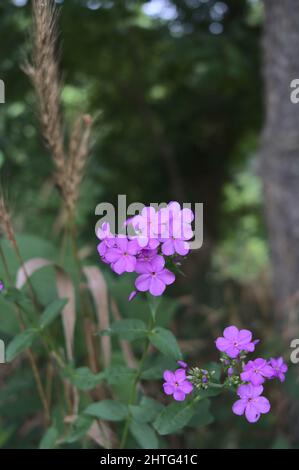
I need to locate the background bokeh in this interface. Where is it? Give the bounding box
[0,0,298,449]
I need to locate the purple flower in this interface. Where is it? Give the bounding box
[135,256,175,296]
[215,325,257,359]
[105,237,138,275]
[97,222,116,259]
[268,357,288,383]
[240,358,274,386]
[135,249,161,272]
[161,237,190,256]
[163,369,193,401]
[159,203,193,256]
[232,383,270,423]
[177,360,188,369]
[131,207,160,248]
[227,367,234,377]
[0,280,4,292]
[160,202,194,239]
[128,290,138,302]
[96,221,113,241]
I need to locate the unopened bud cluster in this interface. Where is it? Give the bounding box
[187,367,215,390]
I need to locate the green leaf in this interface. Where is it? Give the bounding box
[149,327,182,360]
[84,400,128,422]
[39,298,68,329]
[141,357,177,380]
[188,399,214,428]
[6,329,38,361]
[153,401,195,435]
[65,415,93,444]
[4,287,28,303]
[130,397,164,424]
[65,367,105,391]
[101,319,147,341]
[104,366,136,385]
[39,427,59,449]
[205,362,222,382]
[130,419,159,449]
[198,387,222,399]
[141,366,165,380]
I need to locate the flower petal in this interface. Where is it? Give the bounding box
[223,326,239,340]
[105,249,121,263]
[215,337,230,352]
[124,255,136,272]
[151,255,165,272]
[149,277,166,296]
[180,380,193,394]
[116,237,128,251]
[160,269,175,286]
[245,403,260,423]
[173,390,186,401]
[113,257,126,275]
[261,365,275,378]
[255,396,271,414]
[174,239,189,256]
[232,399,247,416]
[135,274,151,292]
[250,373,265,386]
[174,369,186,383]
[163,370,175,382]
[225,346,240,358]
[238,329,252,344]
[163,384,175,395]
[237,384,251,399]
[250,385,264,397]
[161,239,175,256]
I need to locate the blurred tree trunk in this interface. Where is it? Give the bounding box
[261,0,299,440]
[261,0,299,339]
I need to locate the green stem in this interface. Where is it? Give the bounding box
[209,382,225,389]
[120,310,155,449]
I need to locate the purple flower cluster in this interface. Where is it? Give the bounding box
[97,202,194,297]
[216,325,288,423]
[163,361,193,401]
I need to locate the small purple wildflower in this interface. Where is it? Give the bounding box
[135,249,161,272]
[227,367,234,377]
[105,237,139,275]
[232,383,270,423]
[177,360,188,369]
[0,280,4,292]
[163,368,193,401]
[240,358,274,386]
[215,325,257,358]
[128,290,138,302]
[268,357,288,383]
[135,256,175,296]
